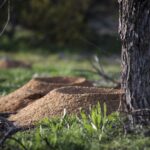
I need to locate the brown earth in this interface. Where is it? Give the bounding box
[0,58,31,69]
[0,77,92,113]
[9,86,124,127]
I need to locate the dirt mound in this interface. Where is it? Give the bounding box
[9,86,124,127]
[0,57,31,69]
[0,77,92,113]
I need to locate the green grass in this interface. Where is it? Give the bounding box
[0,51,120,94]
[4,104,119,150]
[0,51,149,150]
[2,104,150,150]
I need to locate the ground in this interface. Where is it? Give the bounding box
[0,51,149,150]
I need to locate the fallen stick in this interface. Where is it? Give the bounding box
[0,127,22,146]
[90,55,120,85]
[0,112,17,118]
[0,116,29,147]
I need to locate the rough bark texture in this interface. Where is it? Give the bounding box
[119,0,150,124]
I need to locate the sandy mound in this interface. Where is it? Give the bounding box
[9,86,124,127]
[0,57,31,69]
[0,77,92,113]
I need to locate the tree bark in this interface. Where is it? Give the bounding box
[119,0,150,124]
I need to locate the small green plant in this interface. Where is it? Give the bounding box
[3,103,120,150]
[79,103,108,138]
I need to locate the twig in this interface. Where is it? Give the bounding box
[0,0,10,36]
[79,36,109,55]
[0,116,23,146]
[0,116,34,147]
[0,112,17,118]
[90,56,119,84]
[0,127,22,146]
[0,116,15,127]
[0,126,30,147]
[0,0,7,8]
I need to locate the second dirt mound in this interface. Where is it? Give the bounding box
[0,57,31,69]
[9,86,124,127]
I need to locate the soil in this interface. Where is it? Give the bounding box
[9,86,124,127]
[0,77,92,113]
[0,57,31,69]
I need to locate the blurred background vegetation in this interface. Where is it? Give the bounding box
[0,0,120,54]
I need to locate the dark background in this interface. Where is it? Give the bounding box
[0,0,120,54]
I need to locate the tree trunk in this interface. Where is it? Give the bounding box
[119,0,150,124]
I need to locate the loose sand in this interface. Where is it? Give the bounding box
[0,77,92,113]
[9,86,124,127]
